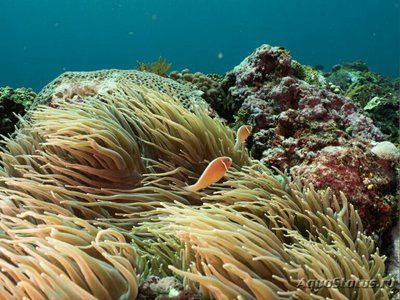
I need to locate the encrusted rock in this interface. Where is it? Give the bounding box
[0,86,36,137]
[371,141,400,162]
[292,144,397,233]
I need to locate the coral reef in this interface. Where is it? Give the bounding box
[169,69,235,120]
[326,60,391,102]
[324,60,399,143]
[205,44,398,235]
[0,86,35,137]
[291,59,326,86]
[371,141,400,162]
[0,46,398,299]
[363,95,399,143]
[227,46,383,142]
[291,144,396,233]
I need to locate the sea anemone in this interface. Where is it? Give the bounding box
[0,80,250,224]
[0,211,138,299]
[0,78,395,299]
[131,167,393,299]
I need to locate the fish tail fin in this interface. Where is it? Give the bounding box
[183,184,195,192]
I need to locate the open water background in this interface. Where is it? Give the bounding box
[1,0,399,92]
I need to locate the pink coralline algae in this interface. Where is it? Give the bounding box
[227,44,396,233]
[292,144,396,233]
[228,44,383,144]
[231,44,292,86]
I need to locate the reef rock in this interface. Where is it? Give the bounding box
[371,141,400,162]
[227,45,383,143]
[324,60,399,143]
[0,86,35,137]
[292,143,397,233]
[169,69,236,120]
[221,44,397,234]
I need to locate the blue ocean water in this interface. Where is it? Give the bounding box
[1,0,399,92]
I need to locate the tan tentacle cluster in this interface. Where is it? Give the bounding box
[132,167,393,299]
[0,78,394,299]
[0,212,138,299]
[0,81,251,223]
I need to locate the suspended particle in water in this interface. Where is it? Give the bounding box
[217,52,224,60]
